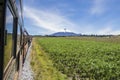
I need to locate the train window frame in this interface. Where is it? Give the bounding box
[4,0,17,72]
[16,25,22,71]
[0,1,6,79]
[16,0,22,24]
[20,26,22,46]
[4,5,14,69]
[17,24,21,53]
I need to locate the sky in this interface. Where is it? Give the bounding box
[23,0,120,35]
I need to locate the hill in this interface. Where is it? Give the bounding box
[50,32,81,36]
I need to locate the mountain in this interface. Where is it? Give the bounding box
[50,32,81,36]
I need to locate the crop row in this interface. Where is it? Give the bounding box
[38,37,120,80]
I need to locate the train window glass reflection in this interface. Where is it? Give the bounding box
[16,0,22,23]
[4,6,13,69]
[17,25,21,52]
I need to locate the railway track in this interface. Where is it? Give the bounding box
[19,44,34,80]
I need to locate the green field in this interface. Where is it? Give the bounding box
[31,38,67,80]
[4,34,12,69]
[32,37,120,80]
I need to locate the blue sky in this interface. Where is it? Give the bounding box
[23,0,120,35]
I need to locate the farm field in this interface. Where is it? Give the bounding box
[4,34,12,69]
[32,37,120,80]
[31,38,67,80]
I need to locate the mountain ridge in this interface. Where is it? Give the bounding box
[50,32,81,36]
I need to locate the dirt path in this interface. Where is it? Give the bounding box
[20,44,34,80]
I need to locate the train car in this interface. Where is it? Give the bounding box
[0,0,32,80]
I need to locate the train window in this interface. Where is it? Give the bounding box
[17,24,21,52]
[16,0,22,23]
[4,6,14,69]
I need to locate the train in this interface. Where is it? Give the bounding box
[0,0,32,80]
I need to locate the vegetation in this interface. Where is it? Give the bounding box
[4,34,12,69]
[31,38,67,80]
[35,37,120,80]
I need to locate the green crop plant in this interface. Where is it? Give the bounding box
[31,38,67,80]
[36,37,120,80]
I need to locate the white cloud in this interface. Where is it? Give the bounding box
[98,27,112,34]
[90,0,107,15]
[24,6,77,33]
[98,27,120,35]
[98,22,114,34]
[23,4,120,35]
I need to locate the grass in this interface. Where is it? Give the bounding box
[30,37,67,80]
[4,34,12,69]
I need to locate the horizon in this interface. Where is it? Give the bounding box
[31,31,120,36]
[23,0,120,35]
